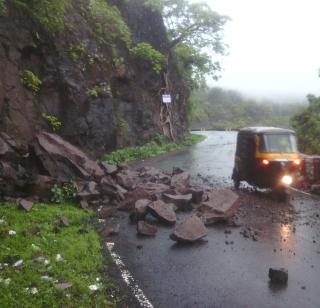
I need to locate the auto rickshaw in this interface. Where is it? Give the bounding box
[232,127,301,194]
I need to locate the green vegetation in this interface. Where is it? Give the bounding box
[0,203,120,307]
[144,0,228,88]
[89,0,131,48]
[51,182,78,204]
[102,133,206,164]
[0,0,5,14]
[189,87,306,130]
[20,70,42,94]
[42,113,62,132]
[12,0,71,33]
[69,42,86,61]
[131,43,165,74]
[291,94,320,154]
[116,115,129,132]
[87,86,100,98]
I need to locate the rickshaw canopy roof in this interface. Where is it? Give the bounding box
[239,127,295,135]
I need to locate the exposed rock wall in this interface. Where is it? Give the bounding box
[0,0,188,157]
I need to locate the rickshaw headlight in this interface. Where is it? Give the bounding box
[262,159,269,165]
[281,175,293,186]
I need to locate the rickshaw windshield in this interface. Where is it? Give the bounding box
[260,134,297,153]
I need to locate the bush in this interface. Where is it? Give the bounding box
[42,113,62,131]
[89,0,131,48]
[12,0,71,32]
[0,0,5,14]
[102,133,206,164]
[51,182,78,204]
[131,43,165,74]
[20,70,42,93]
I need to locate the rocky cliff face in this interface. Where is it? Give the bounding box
[0,0,188,157]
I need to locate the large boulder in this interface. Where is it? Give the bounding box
[33,132,104,181]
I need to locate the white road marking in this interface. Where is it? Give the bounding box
[289,187,320,199]
[105,242,154,308]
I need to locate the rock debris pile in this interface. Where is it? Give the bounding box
[0,131,241,243]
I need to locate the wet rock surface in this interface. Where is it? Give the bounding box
[170,216,207,242]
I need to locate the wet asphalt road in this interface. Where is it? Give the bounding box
[111,131,320,308]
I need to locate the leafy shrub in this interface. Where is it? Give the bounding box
[87,87,100,98]
[0,0,5,14]
[102,133,206,164]
[131,43,165,74]
[51,182,78,204]
[69,42,86,61]
[42,113,62,131]
[12,0,71,32]
[20,70,42,93]
[89,0,131,48]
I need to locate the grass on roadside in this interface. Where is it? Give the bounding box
[102,133,206,165]
[0,203,120,308]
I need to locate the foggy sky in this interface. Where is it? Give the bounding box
[204,0,320,100]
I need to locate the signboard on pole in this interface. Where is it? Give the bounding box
[162,94,172,104]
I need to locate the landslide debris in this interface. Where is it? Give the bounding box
[0,132,241,245]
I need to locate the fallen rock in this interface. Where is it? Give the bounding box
[116,169,141,190]
[100,224,120,237]
[269,268,288,284]
[79,199,88,210]
[147,200,176,225]
[135,199,152,217]
[23,227,40,237]
[163,193,192,211]
[170,216,208,243]
[18,199,34,212]
[99,207,117,219]
[33,132,104,180]
[59,216,70,227]
[199,211,225,225]
[139,166,171,184]
[201,189,240,219]
[101,162,118,175]
[137,221,158,236]
[171,172,190,190]
[55,282,73,290]
[137,182,170,196]
[77,181,100,199]
[118,188,151,211]
[187,188,204,204]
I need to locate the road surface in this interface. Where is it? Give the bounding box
[111,131,320,308]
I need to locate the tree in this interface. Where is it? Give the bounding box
[145,0,229,88]
[291,94,320,154]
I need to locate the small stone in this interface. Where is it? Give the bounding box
[100,224,120,237]
[269,268,288,284]
[18,199,34,212]
[137,221,157,236]
[8,230,16,236]
[55,282,73,290]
